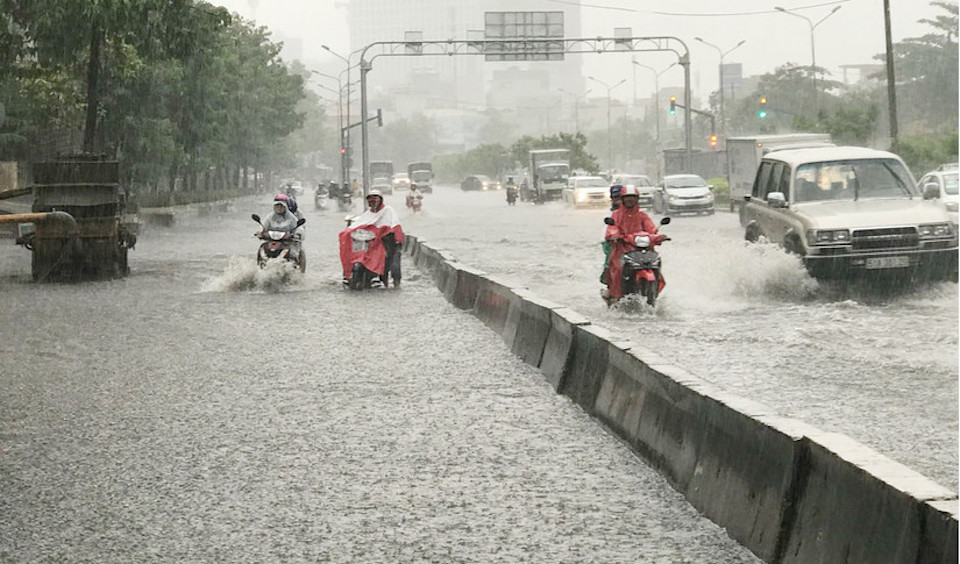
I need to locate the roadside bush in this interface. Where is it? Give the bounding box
[707,176,730,206]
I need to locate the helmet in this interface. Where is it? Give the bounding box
[621,185,640,198]
[366,189,383,199]
[610,184,623,198]
[274,194,289,202]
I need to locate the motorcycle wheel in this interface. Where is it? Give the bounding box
[298,251,306,273]
[639,278,657,307]
[256,251,266,269]
[349,263,365,291]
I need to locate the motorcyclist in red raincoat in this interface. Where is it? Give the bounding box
[603,185,660,301]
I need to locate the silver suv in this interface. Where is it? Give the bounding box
[740,146,958,280]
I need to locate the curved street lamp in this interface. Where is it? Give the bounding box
[587,76,627,170]
[694,37,745,142]
[774,5,842,101]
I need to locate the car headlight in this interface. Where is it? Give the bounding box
[705,193,714,202]
[576,192,587,202]
[668,194,677,201]
[946,202,959,212]
[918,223,954,238]
[806,229,851,246]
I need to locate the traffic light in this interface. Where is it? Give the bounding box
[758,96,768,119]
[668,95,677,116]
[340,147,346,156]
[709,134,718,148]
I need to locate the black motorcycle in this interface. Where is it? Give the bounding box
[506,185,518,205]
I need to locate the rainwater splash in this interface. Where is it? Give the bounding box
[201,256,301,293]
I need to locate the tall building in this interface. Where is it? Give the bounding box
[347,0,586,147]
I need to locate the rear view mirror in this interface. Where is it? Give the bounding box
[296,218,306,227]
[251,214,261,223]
[923,183,940,200]
[767,192,788,208]
[604,217,615,225]
[660,216,671,226]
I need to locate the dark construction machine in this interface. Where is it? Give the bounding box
[1,155,138,281]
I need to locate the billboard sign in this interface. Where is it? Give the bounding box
[484,11,564,61]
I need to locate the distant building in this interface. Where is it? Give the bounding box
[347,0,587,146]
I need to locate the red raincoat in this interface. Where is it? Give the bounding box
[604,205,660,299]
[338,203,405,279]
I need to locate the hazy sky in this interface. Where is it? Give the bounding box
[214,0,946,101]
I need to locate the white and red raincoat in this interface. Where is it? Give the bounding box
[338,203,405,278]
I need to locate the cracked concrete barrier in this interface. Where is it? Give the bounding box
[510,295,563,368]
[779,433,958,564]
[540,308,590,391]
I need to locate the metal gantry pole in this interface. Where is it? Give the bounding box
[681,54,692,170]
[360,59,371,196]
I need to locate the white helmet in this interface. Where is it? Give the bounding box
[620,185,640,198]
[366,189,383,199]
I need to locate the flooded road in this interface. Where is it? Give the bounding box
[0,197,761,562]
[404,187,959,491]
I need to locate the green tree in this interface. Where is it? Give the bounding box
[881,1,958,132]
[510,131,598,173]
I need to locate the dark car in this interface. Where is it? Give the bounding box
[461,175,499,191]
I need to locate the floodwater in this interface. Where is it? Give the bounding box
[406,186,959,491]
[0,196,761,562]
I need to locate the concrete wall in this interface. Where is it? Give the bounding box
[402,238,959,564]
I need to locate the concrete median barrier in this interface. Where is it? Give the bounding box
[559,325,631,415]
[471,274,523,335]
[510,295,563,368]
[401,235,959,564]
[442,264,486,311]
[540,307,590,391]
[779,432,958,564]
[919,500,958,564]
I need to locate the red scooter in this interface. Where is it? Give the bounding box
[339,216,390,290]
[605,216,671,306]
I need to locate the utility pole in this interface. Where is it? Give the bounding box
[883,0,899,146]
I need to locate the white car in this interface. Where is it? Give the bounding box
[372,177,393,195]
[562,176,609,207]
[392,173,411,191]
[653,174,715,215]
[613,173,656,208]
[918,165,958,225]
[740,146,958,281]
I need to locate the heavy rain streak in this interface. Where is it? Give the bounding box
[0,0,957,562]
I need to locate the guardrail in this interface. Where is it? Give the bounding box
[403,234,958,564]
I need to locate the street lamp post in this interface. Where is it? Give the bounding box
[630,61,677,147]
[322,45,352,189]
[693,37,745,144]
[557,88,592,133]
[309,70,344,184]
[587,76,626,171]
[774,5,842,101]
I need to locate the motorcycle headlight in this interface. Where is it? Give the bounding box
[918,223,954,238]
[806,229,851,246]
[633,234,651,248]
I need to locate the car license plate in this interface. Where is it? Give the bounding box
[351,240,369,252]
[865,256,910,269]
